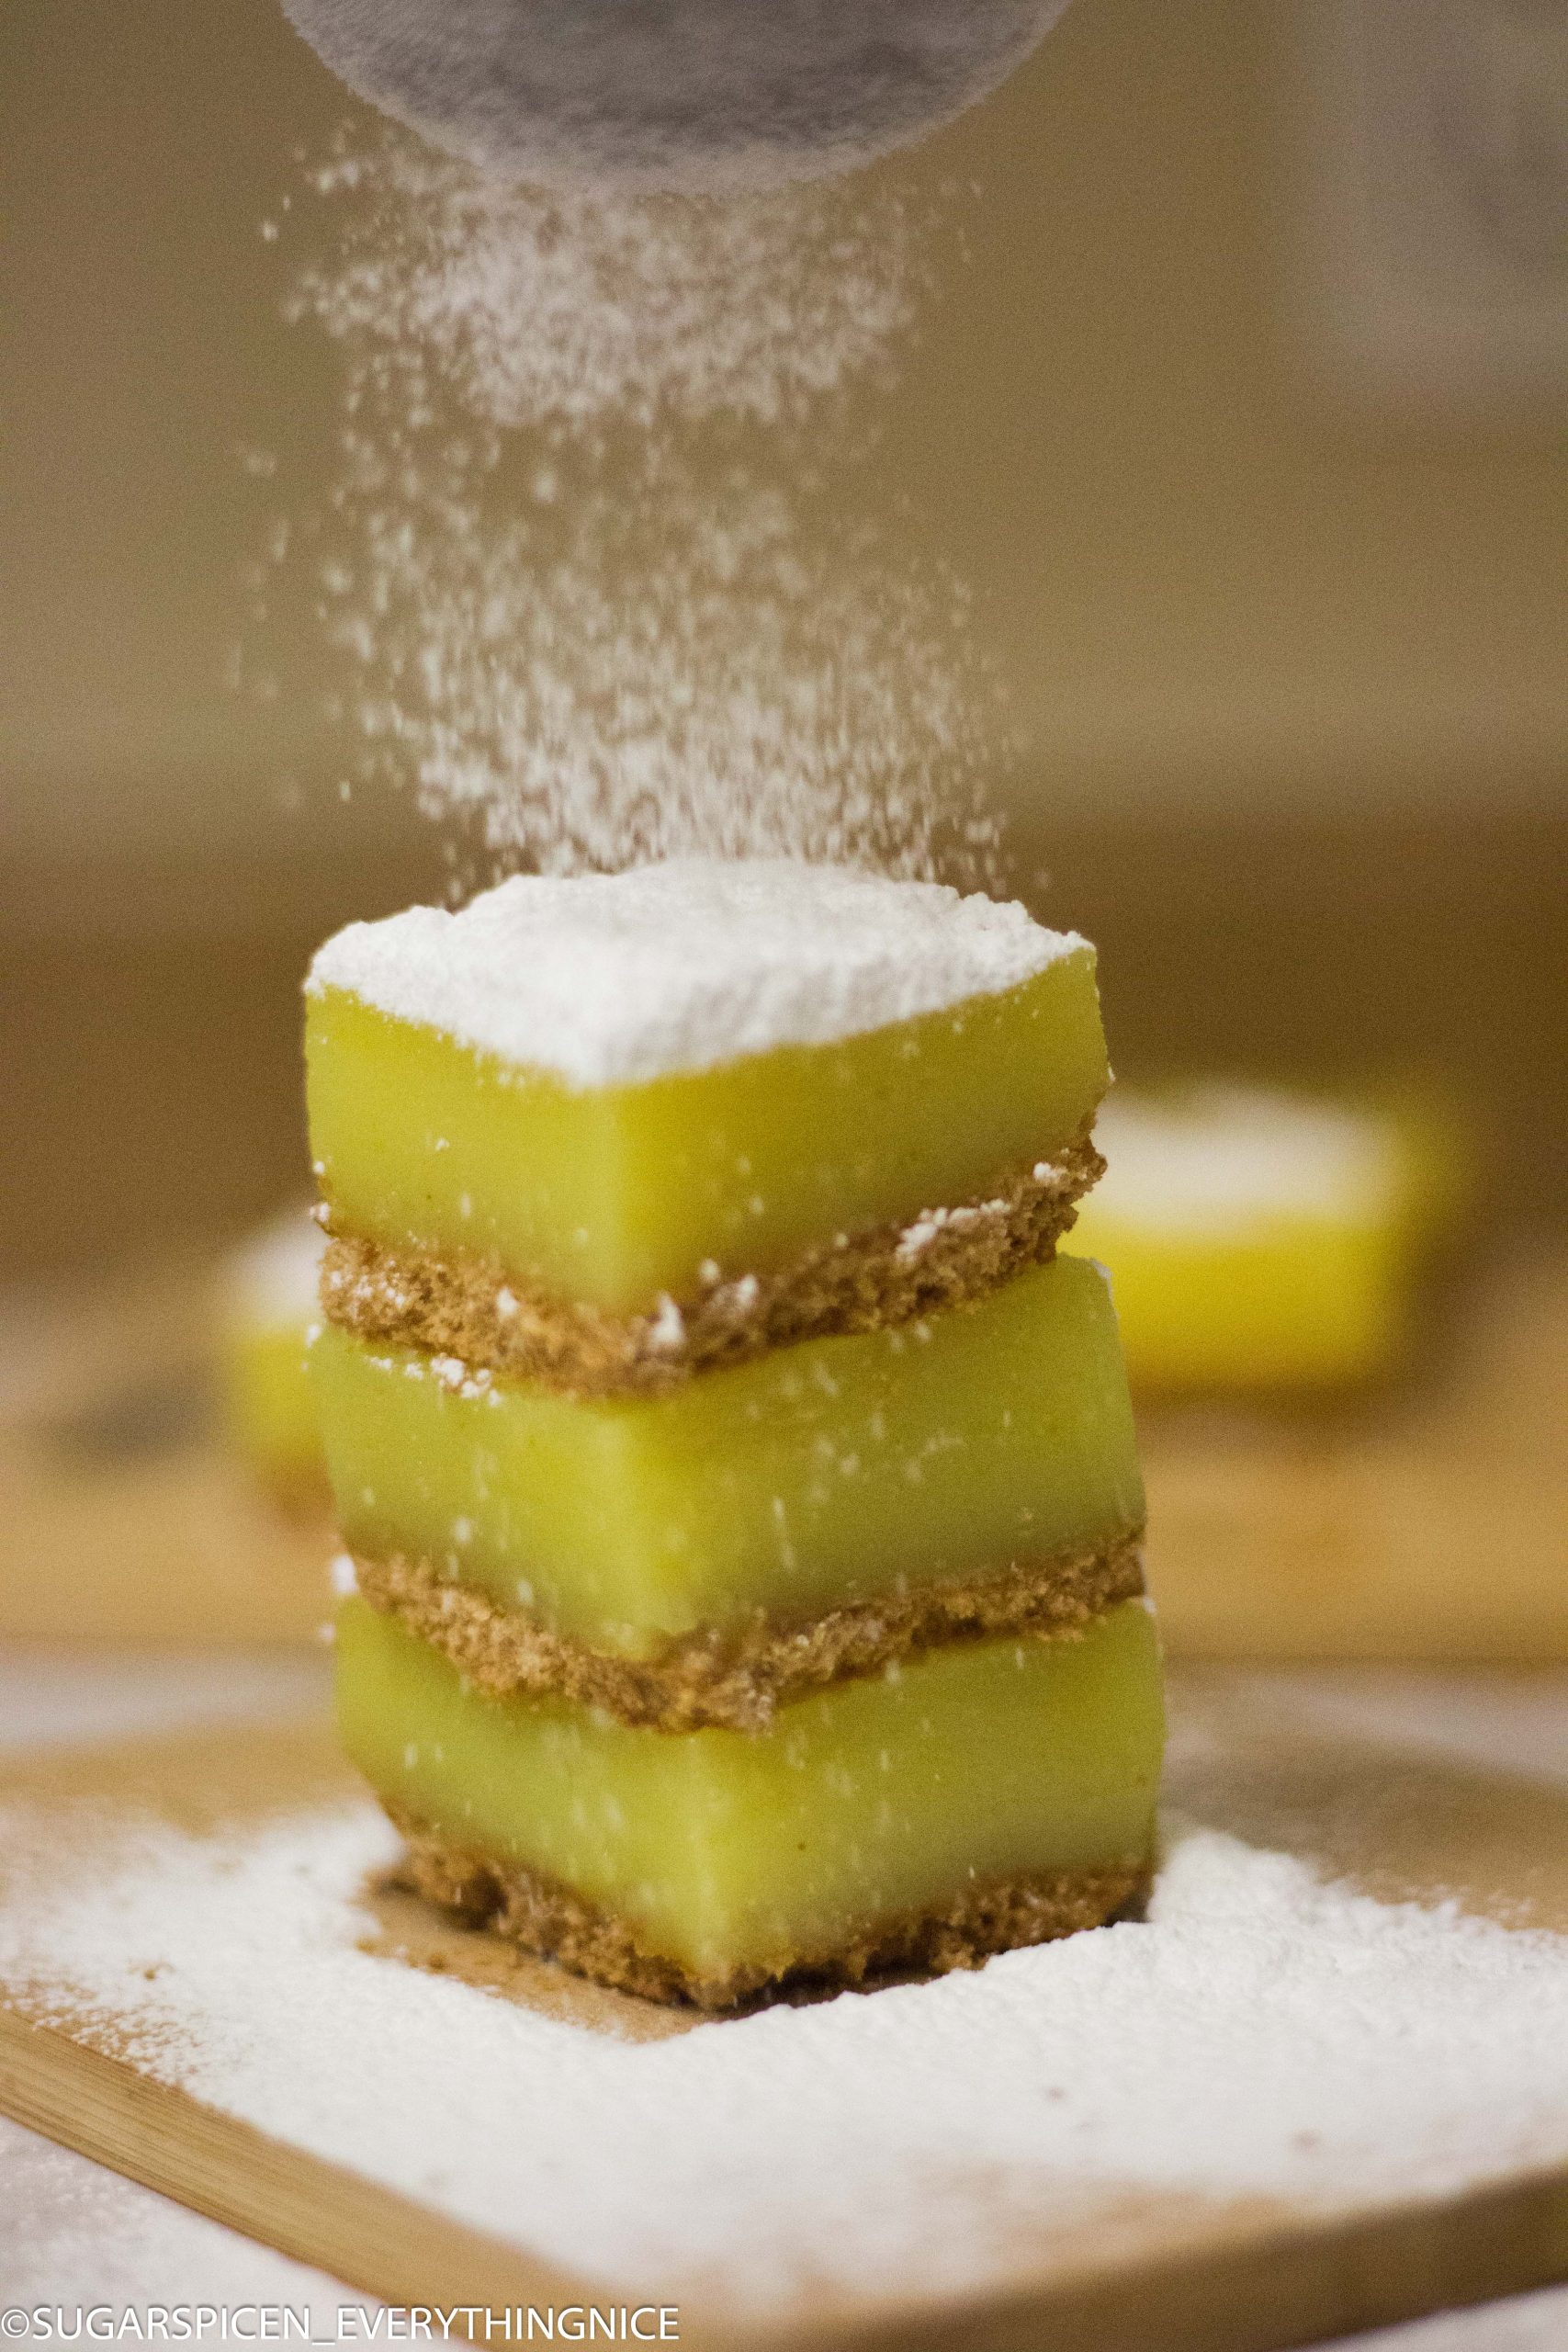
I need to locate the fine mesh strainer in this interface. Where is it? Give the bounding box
[280,0,1076,191]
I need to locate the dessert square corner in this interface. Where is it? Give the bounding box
[303,861,1111,1367]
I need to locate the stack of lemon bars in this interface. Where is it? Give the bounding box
[306,862,1163,2007]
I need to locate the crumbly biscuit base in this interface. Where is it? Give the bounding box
[320,1125,1103,1398]
[353,1531,1145,1732]
[388,1815,1149,2011]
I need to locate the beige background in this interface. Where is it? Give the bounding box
[2,0,1564,874]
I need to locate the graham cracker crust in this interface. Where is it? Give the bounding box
[319,1125,1103,1398]
[353,1530,1145,1732]
[388,1816,1150,2010]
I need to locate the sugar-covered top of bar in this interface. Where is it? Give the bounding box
[1093,1087,1406,1230]
[308,860,1087,1089]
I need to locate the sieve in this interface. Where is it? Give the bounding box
[280,0,1076,191]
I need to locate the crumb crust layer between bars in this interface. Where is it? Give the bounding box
[319,1125,1104,1398]
[353,1531,1145,1732]
[387,1815,1150,2011]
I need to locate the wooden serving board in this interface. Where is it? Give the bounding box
[3,1689,1567,2350]
[1142,1249,1568,1664]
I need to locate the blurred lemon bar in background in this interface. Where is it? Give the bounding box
[1069,1085,1457,1394]
[218,1205,328,1513]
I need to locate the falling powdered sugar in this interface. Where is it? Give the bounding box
[292,138,931,433]
[4,1801,1568,2312]
[346,468,1003,879]
[243,131,1011,887]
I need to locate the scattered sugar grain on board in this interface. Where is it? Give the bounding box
[5,1804,1568,2310]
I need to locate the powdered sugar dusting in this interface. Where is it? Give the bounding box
[309,859,1082,1087]
[3,1804,1566,2311]
[896,1193,1015,1265]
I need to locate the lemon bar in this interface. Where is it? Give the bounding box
[337,1592,1163,2007]
[1069,1085,1438,1391]
[218,1205,327,1510]
[306,862,1109,1392]
[313,1252,1145,1726]
[308,861,1156,2005]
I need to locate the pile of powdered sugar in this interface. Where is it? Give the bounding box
[3,1804,1566,2312]
[308,861,1079,1086]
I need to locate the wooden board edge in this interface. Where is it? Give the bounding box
[0,2004,647,2329]
[6,1992,1568,2352]
[753,2164,1568,2352]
